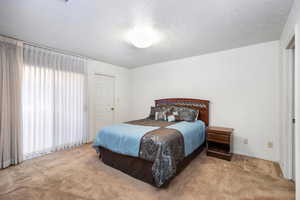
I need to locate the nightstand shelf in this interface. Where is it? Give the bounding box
[206,126,233,161]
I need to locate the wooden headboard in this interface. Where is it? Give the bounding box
[155,98,210,126]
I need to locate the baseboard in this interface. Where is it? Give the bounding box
[233,150,278,162]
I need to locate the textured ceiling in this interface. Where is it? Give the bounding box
[0,0,294,68]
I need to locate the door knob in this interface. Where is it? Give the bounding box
[111,107,114,111]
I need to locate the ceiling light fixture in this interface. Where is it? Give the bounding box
[127,26,160,48]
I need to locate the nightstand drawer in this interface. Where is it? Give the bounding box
[207,132,230,144]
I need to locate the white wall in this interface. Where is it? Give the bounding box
[87,59,130,142]
[279,0,300,198]
[130,41,280,162]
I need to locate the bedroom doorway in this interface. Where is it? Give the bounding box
[94,74,116,135]
[287,36,295,181]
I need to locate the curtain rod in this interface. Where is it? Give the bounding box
[0,33,94,60]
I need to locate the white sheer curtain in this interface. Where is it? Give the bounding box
[22,45,88,160]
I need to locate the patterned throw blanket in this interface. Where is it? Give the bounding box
[126,119,185,187]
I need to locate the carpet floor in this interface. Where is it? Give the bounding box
[0,144,295,200]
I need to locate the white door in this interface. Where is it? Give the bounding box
[94,74,115,134]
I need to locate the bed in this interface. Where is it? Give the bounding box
[93,98,210,187]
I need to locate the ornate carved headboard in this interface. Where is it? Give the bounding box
[155,98,210,126]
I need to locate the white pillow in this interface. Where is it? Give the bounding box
[167,115,176,122]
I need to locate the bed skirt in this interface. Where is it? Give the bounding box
[99,143,205,187]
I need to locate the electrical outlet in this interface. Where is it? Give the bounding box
[243,139,248,144]
[268,142,273,148]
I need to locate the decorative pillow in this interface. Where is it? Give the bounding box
[172,106,199,122]
[155,111,167,121]
[165,108,173,117]
[178,110,195,122]
[172,111,181,121]
[148,105,173,120]
[159,105,173,112]
[148,106,156,120]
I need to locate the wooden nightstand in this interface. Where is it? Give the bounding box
[206,126,234,161]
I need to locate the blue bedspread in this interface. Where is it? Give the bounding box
[93,123,159,157]
[93,120,205,158]
[167,120,205,156]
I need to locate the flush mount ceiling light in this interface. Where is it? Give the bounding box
[127,26,160,48]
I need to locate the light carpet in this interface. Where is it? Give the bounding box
[0,144,295,200]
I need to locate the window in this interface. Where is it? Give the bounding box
[22,45,88,159]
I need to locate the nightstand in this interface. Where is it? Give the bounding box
[206,126,234,161]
